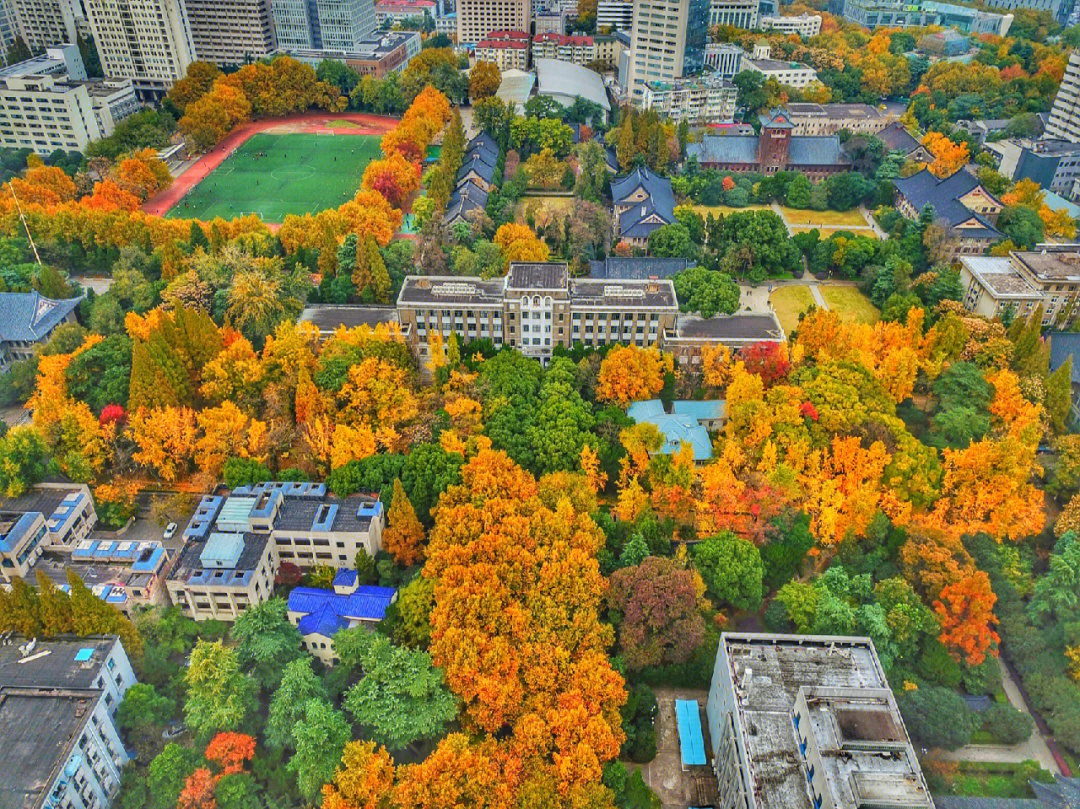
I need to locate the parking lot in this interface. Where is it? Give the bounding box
[635,686,718,809]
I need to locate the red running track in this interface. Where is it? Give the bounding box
[142,112,401,218]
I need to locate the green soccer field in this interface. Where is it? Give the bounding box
[166,132,382,223]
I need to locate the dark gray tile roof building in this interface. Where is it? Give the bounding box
[1049,331,1080,386]
[0,290,81,342]
[589,257,694,279]
[299,305,399,335]
[878,121,924,155]
[611,166,676,216]
[444,180,489,225]
[893,168,1002,237]
[456,150,498,186]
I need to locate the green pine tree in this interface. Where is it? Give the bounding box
[36,570,74,637]
[1046,356,1073,434]
[365,236,391,304]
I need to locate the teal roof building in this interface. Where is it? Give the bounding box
[626,398,725,461]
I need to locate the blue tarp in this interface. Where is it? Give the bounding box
[675,699,706,767]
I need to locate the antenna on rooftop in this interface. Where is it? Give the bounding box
[8,181,42,266]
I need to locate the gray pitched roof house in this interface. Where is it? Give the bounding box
[0,290,82,373]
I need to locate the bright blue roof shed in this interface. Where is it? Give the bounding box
[675,699,707,767]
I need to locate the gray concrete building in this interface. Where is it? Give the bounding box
[0,635,137,809]
[183,0,276,66]
[706,633,934,809]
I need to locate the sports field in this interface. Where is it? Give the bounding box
[165,132,381,223]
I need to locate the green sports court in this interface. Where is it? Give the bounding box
[165,132,382,223]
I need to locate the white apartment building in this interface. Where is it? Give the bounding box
[708,0,756,27]
[759,12,821,35]
[597,0,632,29]
[456,0,531,45]
[373,0,438,25]
[641,74,736,124]
[743,42,818,88]
[959,246,1080,327]
[0,635,137,809]
[170,482,385,621]
[1047,51,1080,143]
[85,0,196,99]
[626,0,710,101]
[703,41,741,77]
[532,32,595,64]
[182,0,276,66]
[272,0,376,51]
[11,0,85,52]
[474,31,529,70]
[534,8,564,32]
[0,484,97,584]
[0,46,138,152]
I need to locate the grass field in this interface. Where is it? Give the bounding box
[778,206,870,228]
[166,132,380,223]
[517,195,576,222]
[770,286,816,334]
[821,285,880,324]
[790,226,879,240]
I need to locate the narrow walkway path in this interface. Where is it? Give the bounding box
[809,284,828,309]
[932,659,1061,774]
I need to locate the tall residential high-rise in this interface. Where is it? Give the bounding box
[625,0,708,102]
[456,0,531,45]
[182,0,276,66]
[10,0,84,52]
[707,0,756,27]
[272,0,376,51]
[84,0,195,99]
[1047,51,1080,143]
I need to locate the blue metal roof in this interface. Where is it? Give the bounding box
[0,512,40,552]
[288,585,398,638]
[675,699,707,766]
[672,400,726,420]
[626,399,666,421]
[333,569,358,588]
[626,400,714,460]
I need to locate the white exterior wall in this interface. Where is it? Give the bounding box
[85,0,195,97]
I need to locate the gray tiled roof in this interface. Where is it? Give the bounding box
[0,291,82,342]
[589,257,693,279]
[456,150,497,185]
[686,135,758,165]
[788,136,847,166]
[1050,331,1080,387]
[893,168,1002,236]
[444,180,488,223]
[610,166,675,219]
[878,121,922,155]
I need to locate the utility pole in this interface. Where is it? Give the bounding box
[8,181,42,266]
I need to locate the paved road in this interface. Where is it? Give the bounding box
[809,285,827,309]
[933,658,1062,774]
[75,276,112,295]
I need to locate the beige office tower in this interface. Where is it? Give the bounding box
[1047,51,1080,143]
[182,0,275,67]
[11,0,84,52]
[84,0,195,99]
[625,0,709,102]
[456,0,531,45]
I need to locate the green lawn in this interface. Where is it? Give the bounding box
[770,286,816,334]
[517,195,576,222]
[778,206,870,228]
[166,132,381,223]
[820,285,880,325]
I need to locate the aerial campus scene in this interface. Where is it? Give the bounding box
[8,0,1080,808]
